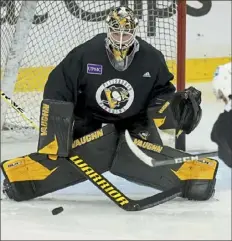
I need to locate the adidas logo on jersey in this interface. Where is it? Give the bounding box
[143,72,151,77]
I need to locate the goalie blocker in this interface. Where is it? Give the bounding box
[37,99,74,157]
[1,100,218,203]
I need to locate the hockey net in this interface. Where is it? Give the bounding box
[1,0,185,144]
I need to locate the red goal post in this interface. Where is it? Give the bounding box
[176,0,187,150]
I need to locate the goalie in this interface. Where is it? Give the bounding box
[1,6,218,208]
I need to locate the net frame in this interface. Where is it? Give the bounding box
[1,0,186,144]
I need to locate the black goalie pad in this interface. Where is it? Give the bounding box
[110,134,192,191]
[110,133,218,202]
[1,124,118,201]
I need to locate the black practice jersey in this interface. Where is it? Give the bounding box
[211,108,232,168]
[43,33,175,123]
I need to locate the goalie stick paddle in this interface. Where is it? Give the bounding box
[68,155,182,211]
[125,130,218,167]
[1,90,39,131]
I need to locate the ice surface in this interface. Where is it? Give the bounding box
[1,82,231,240]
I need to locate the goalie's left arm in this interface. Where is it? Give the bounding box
[147,86,202,135]
[145,52,202,135]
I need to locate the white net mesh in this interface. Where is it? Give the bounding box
[1,0,178,142]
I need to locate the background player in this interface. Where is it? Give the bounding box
[211,62,232,168]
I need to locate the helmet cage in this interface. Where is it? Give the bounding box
[106,7,138,50]
[107,20,137,50]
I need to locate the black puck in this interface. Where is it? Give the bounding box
[52,206,64,215]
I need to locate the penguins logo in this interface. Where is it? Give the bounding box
[96,78,134,114]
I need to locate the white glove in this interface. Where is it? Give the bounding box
[212,62,231,107]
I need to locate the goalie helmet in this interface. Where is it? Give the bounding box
[105,6,139,71]
[212,62,232,106]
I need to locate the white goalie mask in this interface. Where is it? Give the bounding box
[105,6,139,71]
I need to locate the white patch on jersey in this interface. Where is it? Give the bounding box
[95,78,134,114]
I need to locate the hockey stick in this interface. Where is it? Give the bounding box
[69,155,182,211]
[125,130,218,167]
[1,92,181,210]
[1,90,39,131]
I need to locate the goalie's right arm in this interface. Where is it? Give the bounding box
[43,46,83,102]
[43,45,98,139]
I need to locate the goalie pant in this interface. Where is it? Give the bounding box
[1,124,218,202]
[211,108,232,168]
